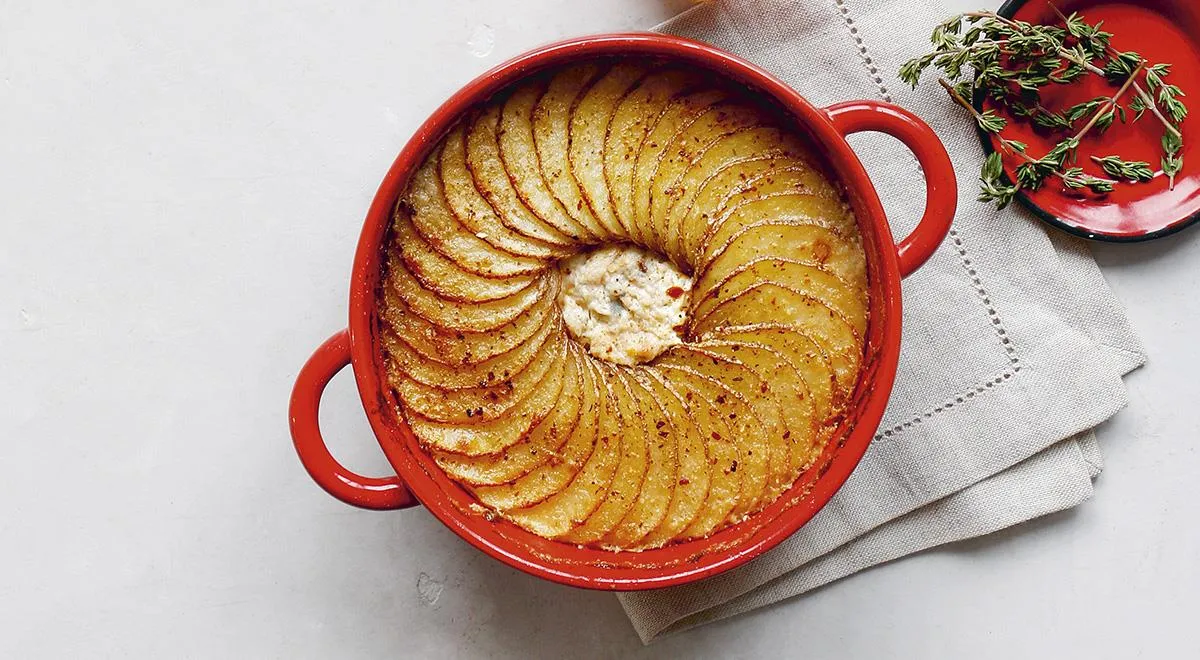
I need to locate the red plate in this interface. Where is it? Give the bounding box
[976,0,1199,241]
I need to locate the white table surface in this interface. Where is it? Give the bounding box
[3,1,1198,657]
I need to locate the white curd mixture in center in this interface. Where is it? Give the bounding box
[557,245,693,366]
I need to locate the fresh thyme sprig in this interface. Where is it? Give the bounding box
[901,6,1188,208]
[1068,59,1145,142]
[1090,155,1154,183]
[1162,130,1184,188]
[938,78,1114,209]
[1045,3,1185,135]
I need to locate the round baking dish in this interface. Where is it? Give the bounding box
[289,33,956,590]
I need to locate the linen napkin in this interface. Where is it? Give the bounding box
[618,0,1145,642]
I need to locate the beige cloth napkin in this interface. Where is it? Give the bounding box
[618,0,1145,642]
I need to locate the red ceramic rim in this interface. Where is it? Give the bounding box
[975,0,1200,242]
[346,33,905,590]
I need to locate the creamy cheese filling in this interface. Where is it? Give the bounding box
[557,245,692,366]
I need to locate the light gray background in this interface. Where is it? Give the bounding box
[1,1,1197,657]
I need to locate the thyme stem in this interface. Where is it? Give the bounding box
[937,77,1116,187]
[1044,1,1183,139]
[1072,60,1144,144]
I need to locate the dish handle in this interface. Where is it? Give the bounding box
[289,329,417,510]
[825,100,956,277]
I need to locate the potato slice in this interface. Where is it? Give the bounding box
[631,89,728,251]
[656,350,768,519]
[690,165,844,259]
[708,324,842,421]
[401,337,569,454]
[645,104,765,251]
[704,326,841,477]
[654,364,744,538]
[380,305,558,389]
[499,362,625,537]
[659,127,804,262]
[391,213,538,303]
[699,221,868,295]
[675,157,791,264]
[471,349,604,509]
[675,157,822,263]
[717,161,841,204]
[558,366,649,544]
[568,62,649,237]
[385,260,550,333]
[405,153,546,278]
[532,62,612,240]
[628,368,710,549]
[691,282,862,390]
[440,124,569,259]
[466,106,577,246]
[499,80,596,241]
[694,258,868,336]
[656,345,777,517]
[699,194,856,268]
[432,349,583,485]
[379,282,555,366]
[602,368,680,549]
[695,340,817,497]
[605,69,700,240]
[393,331,563,425]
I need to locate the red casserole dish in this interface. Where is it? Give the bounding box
[289,33,956,590]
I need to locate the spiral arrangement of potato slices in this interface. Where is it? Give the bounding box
[378,58,868,550]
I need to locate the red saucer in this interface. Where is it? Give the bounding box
[976,0,1199,241]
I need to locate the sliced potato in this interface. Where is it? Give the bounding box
[471,349,603,510]
[699,194,856,268]
[432,348,583,485]
[401,337,569,454]
[393,331,563,425]
[716,161,840,206]
[703,326,840,477]
[654,364,744,538]
[392,213,538,303]
[498,80,596,241]
[629,367,710,549]
[694,258,867,336]
[708,324,842,421]
[602,368,680,549]
[404,153,546,278]
[656,345,776,517]
[645,104,764,250]
[675,156,818,263]
[631,89,728,251]
[440,124,568,259]
[696,340,817,497]
[568,62,649,237]
[379,281,556,366]
[532,62,611,240]
[604,69,700,240]
[691,282,862,390]
[466,106,577,246]
[385,260,550,333]
[558,366,649,544]
[698,221,868,295]
[659,128,802,262]
[500,362,625,537]
[380,304,557,389]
